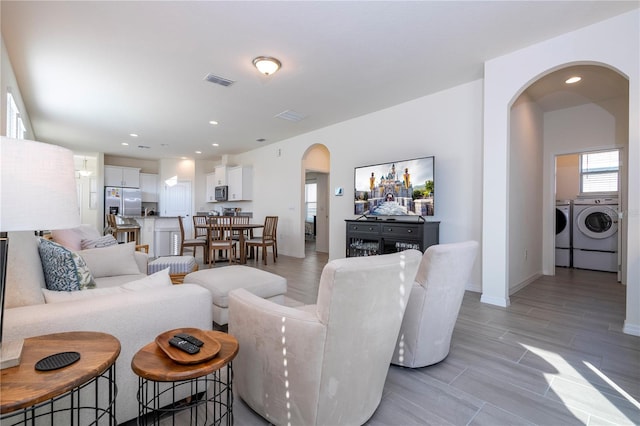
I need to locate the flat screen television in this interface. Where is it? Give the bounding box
[354,156,434,217]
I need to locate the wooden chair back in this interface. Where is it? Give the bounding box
[193,215,208,239]
[263,216,278,242]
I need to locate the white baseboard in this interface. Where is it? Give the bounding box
[510,273,542,295]
[480,294,510,307]
[623,322,640,336]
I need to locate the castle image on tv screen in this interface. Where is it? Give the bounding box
[354,156,434,216]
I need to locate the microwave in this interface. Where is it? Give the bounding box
[214,185,228,201]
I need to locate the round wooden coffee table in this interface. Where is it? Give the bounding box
[131,329,238,426]
[0,331,120,425]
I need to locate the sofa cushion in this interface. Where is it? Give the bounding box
[79,242,140,278]
[81,234,118,249]
[42,286,125,303]
[41,268,172,303]
[6,231,46,308]
[51,224,102,251]
[38,238,97,291]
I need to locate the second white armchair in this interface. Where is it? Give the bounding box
[391,240,479,368]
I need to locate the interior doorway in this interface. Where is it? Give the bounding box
[302,144,330,255]
[163,180,193,236]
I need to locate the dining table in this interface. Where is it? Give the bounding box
[195,220,264,265]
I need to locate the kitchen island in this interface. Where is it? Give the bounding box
[134,216,180,258]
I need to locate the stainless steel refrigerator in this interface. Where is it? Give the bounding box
[104,186,142,227]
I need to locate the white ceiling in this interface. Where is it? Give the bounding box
[2,1,637,161]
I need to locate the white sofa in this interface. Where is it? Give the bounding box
[3,231,213,424]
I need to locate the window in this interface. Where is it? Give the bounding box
[580,149,619,194]
[305,182,317,222]
[6,92,26,139]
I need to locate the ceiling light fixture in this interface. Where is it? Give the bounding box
[252,56,281,76]
[195,151,202,154]
[209,120,219,126]
[565,76,582,84]
[212,143,219,147]
[129,133,139,137]
[121,142,129,146]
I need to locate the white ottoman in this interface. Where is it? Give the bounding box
[183,265,287,326]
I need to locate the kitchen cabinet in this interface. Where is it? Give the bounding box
[345,219,439,257]
[227,166,253,201]
[105,166,140,188]
[213,166,227,187]
[140,173,158,202]
[206,172,217,202]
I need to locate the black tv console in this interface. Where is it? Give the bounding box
[345,218,439,257]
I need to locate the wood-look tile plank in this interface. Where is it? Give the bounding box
[155,246,639,426]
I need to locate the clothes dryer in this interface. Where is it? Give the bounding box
[555,200,571,267]
[572,198,618,272]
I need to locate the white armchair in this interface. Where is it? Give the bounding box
[391,241,479,368]
[228,249,422,426]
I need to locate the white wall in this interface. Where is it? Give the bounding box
[234,79,484,291]
[483,10,639,335]
[509,94,544,292]
[1,36,35,139]
[555,154,580,201]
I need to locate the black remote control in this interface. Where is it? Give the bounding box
[168,336,200,354]
[174,333,204,347]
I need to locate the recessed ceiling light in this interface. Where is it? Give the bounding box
[209,120,219,126]
[565,76,582,84]
[121,142,129,146]
[129,133,139,137]
[195,151,202,154]
[212,143,219,147]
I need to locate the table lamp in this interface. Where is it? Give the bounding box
[0,137,81,369]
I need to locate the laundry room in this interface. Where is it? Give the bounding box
[546,65,628,283]
[509,63,628,292]
[555,151,622,278]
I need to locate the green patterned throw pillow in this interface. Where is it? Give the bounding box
[38,238,97,291]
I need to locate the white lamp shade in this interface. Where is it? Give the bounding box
[1,137,80,232]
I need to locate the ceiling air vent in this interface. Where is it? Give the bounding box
[204,73,235,87]
[275,109,306,122]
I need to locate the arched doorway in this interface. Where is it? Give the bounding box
[508,64,629,290]
[302,144,330,255]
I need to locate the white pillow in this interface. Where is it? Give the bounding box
[79,242,141,278]
[43,287,124,303]
[120,268,172,291]
[81,234,118,249]
[51,225,102,251]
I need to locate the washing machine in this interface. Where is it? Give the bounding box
[572,198,618,272]
[555,200,571,267]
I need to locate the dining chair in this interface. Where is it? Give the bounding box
[231,215,250,241]
[177,216,208,263]
[245,216,278,265]
[192,215,209,240]
[208,216,237,266]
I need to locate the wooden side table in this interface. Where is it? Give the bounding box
[0,331,120,425]
[131,329,238,426]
